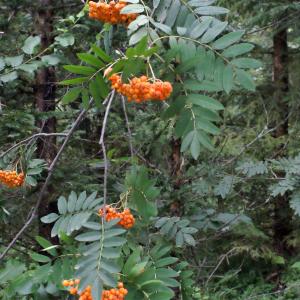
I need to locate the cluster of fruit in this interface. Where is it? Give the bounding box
[89,1,137,26]
[109,74,173,103]
[63,280,127,300]
[0,170,25,188]
[99,205,135,229]
[102,282,128,300]
[62,280,92,300]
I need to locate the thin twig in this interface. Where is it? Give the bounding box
[121,96,134,158]
[136,153,162,174]
[246,11,300,36]
[0,241,28,256]
[205,248,236,285]
[0,103,90,261]
[245,281,300,300]
[99,91,115,206]
[0,133,68,159]
[99,92,115,145]
[225,111,292,166]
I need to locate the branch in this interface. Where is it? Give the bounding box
[0,104,90,261]
[205,248,237,285]
[135,152,162,174]
[0,241,28,257]
[246,11,300,36]
[0,133,68,159]
[99,91,115,206]
[121,96,134,157]
[225,111,292,166]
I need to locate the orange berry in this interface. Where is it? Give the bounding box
[86,285,92,292]
[62,280,69,287]
[70,287,78,295]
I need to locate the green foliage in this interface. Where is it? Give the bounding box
[124,166,160,221]
[0,236,76,299]
[155,216,198,247]
[2,0,300,299]
[59,0,260,159]
[59,44,112,107]
[176,261,196,300]
[21,36,41,54]
[41,191,103,237]
[268,155,300,216]
[236,160,268,177]
[55,33,75,47]
[160,22,258,158]
[75,219,126,298]
[122,245,180,300]
[214,175,236,199]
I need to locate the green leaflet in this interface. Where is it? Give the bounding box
[125,166,159,221]
[61,87,82,104]
[154,216,198,247]
[235,68,256,91]
[212,30,244,50]
[41,191,102,237]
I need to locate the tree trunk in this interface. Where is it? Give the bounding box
[35,0,57,240]
[272,29,292,254]
[273,29,289,139]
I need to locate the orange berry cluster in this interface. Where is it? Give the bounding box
[99,205,135,229]
[109,74,173,103]
[102,282,128,300]
[62,280,92,300]
[0,170,25,188]
[89,1,137,26]
[79,286,93,300]
[63,280,127,300]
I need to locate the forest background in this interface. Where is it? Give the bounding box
[1,0,300,299]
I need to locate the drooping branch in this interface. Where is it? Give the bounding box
[121,95,134,158]
[99,91,115,207]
